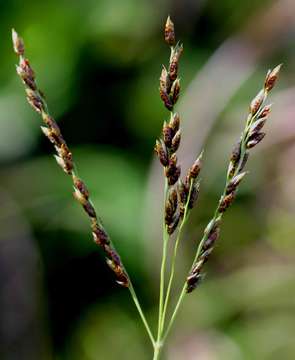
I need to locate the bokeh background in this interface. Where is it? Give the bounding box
[1,0,295,359]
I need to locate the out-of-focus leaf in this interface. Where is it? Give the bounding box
[67,303,150,360]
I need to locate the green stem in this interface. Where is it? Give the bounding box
[160,180,194,333]
[162,282,186,342]
[128,283,155,347]
[157,179,169,341]
[153,342,162,360]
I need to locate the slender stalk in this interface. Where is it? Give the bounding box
[153,342,162,360]
[128,283,155,346]
[162,282,186,342]
[157,179,169,340]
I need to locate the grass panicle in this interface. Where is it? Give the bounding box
[12,17,282,360]
[12,28,130,288]
[12,27,157,348]
[186,64,281,294]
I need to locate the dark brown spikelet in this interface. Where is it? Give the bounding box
[264,64,282,92]
[155,139,169,166]
[178,151,203,217]
[231,140,241,164]
[165,154,177,176]
[186,273,203,293]
[167,213,180,235]
[160,87,174,111]
[202,223,220,252]
[162,121,173,147]
[228,140,241,178]
[12,29,24,55]
[249,118,267,136]
[16,61,36,90]
[171,130,181,153]
[178,179,189,217]
[239,152,249,172]
[226,172,247,195]
[165,188,178,227]
[169,112,180,132]
[218,193,235,213]
[160,65,170,90]
[164,16,175,46]
[26,88,44,113]
[92,223,110,246]
[188,151,203,180]
[246,132,266,149]
[169,43,183,81]
[188,183,200,209]
[82,202,97,219]
[170,78,180,104]
[12,29,129,288]
[167,165,181,186]
[258,104,272,119]
[250,89,265,115]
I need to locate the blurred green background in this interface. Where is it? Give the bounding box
[1,0,295,359]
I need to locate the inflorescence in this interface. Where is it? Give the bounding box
[12,18,281,360]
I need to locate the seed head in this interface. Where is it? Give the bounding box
[162,121,173,147]
[12,29,25,55]
[167,213,180,235]
[167,165,181,186]
[164,16,175,46]
[25,88,44,113]
[218,192,235,213]
[170,78,180,104]
[73,187,87,205]
[92,226,109,246]
[239,152,249,172]
[186,272,203,293]
[155,139,168,166]
[82,202,96,218]
[202,224,220,251]
[264,64,282,92]
[160,65,170,92]
[160,87,173,111]
[54,155,67,172]
[246,132,266,149]
[189,151,203,180]
[188,182,200,209]
[250,89,265,115]
[226,172,247,195]
[16,64,36,90]
[178,179,189,204]
[73,176,90,199]
[169,113,180,132]
[231,140,241,164]
[249,118,267,137]
[169,43,183,81]
[258,104,272,119]
[165,188,178,225]
[171,129,181,153]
